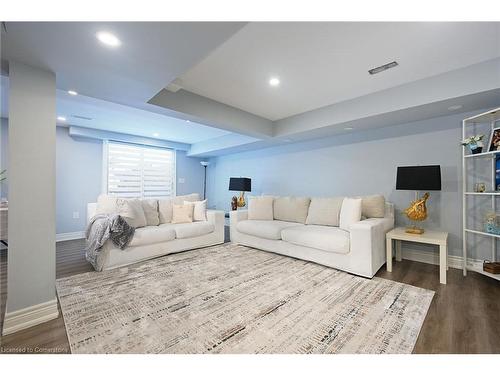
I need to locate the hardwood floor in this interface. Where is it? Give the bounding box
[0,239,499,354]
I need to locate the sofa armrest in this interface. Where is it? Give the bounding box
[349,217,395,277]
[87,203,97,224]
[207,210,225,229]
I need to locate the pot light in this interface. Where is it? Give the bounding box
[153,132,160,137]
[448,105,463,111]
[57,116,66,122]
[186,120,191,123]
[67,90,78,96]
[269,77,280,87]
[344,127,354,130]
[96,31,121,47]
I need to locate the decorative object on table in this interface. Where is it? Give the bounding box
[483,261,500,274]
[396,165,441,234]
[474,182,486,193]
[228,177,251,208]
[483,212,500,235]
[200,161,210,200]
[461,134,484,154]
[488,127,500,151]
[231,196,238,211]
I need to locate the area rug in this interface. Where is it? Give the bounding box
[56,243,434,354]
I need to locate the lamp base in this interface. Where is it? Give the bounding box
[405,226,425,235]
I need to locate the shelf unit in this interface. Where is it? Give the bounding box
[462,107,500,280]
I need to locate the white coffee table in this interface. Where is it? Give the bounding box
[386,227,449,284]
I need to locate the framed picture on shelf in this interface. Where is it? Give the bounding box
[488,127,500,151]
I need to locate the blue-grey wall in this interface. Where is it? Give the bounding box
[1,123,206,234]
[207,109,492,259]
[0,118,8,200]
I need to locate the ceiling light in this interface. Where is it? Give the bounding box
[57,116,66,122]
[153,133,160,137]
[269,77,280,87]
[186,120,191,123]
[448,105,463,111]
[67,90,78,96]
[344,127,354,130]
[96,31,121,47]
[368,61,398,75]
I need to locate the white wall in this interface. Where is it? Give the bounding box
[207,109,495,260]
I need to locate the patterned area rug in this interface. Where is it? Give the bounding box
[56,243,434,354]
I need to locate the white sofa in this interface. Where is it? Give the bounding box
[87,201,225,271]
[230,197,394,278]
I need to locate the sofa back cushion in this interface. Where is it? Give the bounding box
[141,199,160,226]
[273,196,311,223]
[360,195,386,218]
[248,196,274,220]
[116,198,147,228]
[339,197,362,231]
[306,197,344,226]
[158,193,200,224]
[95,194,118,215]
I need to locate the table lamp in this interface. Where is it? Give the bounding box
[396,165,441,234]
[229,177,252,209]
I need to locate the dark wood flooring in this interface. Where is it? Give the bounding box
[1,238,499,354]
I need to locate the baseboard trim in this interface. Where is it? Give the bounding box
[402,247,482,270]
[56,231,85,242]
[2,299,59,336]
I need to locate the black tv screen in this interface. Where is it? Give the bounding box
[396,165,441,191]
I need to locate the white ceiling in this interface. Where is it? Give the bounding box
[0,75,230,144]
[1,22,245,109]
[178,22,500,120]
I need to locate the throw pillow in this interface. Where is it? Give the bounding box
[158,194,201,224]
[360,195,386,218]
[339,197,362,231]
[116,198,147,228]
[306,197,344,226]
[172,204,194,224]
[184,200,207,221]
[248,196,274,220]
[273,196,311,223]
[95,194,118,215]
[141,199,160,226]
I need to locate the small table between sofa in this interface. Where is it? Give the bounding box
[386,227,448,284]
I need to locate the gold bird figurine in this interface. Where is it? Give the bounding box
[404,192,429,234]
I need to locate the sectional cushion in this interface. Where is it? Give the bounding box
[95,194,118,215]
[236,220,303,240]
[248,196,274,220]
[116,198,147,228]
[281,225,350,254]
[305,197,344,226]
[158,194,200,224]
[339,197,362,231]
[273,196,311,223]
[173,221,215,239]
[360,195,386,218]
[141,199,160,226]
[129,225,176,247]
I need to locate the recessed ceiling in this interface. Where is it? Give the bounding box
[177,22,500,120]
[1,22,245,109]
[0,75,230,144]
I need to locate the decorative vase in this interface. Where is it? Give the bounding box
[471,146,483,154]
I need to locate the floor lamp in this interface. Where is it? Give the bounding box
[200,161,209,200]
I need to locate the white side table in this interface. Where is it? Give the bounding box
[386,227,449,284]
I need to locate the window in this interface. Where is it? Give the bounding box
[105,141,176,199]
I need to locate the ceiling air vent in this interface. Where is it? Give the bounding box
[368,61,398,75]
[72,115,93,121]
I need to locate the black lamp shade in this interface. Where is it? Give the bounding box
[396,165,441,191]
[229,177,251,192]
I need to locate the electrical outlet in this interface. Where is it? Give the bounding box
[178,178,185,184]
[72,211,80,219]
